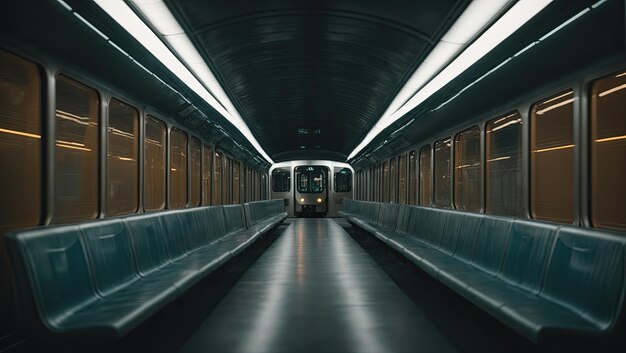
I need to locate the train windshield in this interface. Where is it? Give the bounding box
[297,171,325,193]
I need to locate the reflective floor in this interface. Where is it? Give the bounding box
[179,218,457,353]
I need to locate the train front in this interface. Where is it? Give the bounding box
[294,166,328,216]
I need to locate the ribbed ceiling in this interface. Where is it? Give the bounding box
[164,0,470,162]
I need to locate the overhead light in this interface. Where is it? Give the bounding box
[92,0,274,164]
[348,0,553,160]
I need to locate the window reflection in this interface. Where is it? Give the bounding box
[531,90,574,223]
[591,71,626,230]
[54,75,99,223]
[486,112,523,216]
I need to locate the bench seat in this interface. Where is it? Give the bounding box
[6,200,287,341]
[341,200,626,343]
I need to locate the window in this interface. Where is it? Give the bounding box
[144,116,166,211]
[382,161,389,202]
[486,112,523,216]
[233,160,241,204]
[189,137,201,207]
[419,146,431,206]
[454,126,481,212]
[0,50,41,232]
[261,173,267,200]
[297,167,326,193]
[531,90,574,223]
[334,168,352,192]
[224,158,232,204]
[591,71,626,230]
[169,127,187,209]
[255,170,261,200]
[369,167,374,201]
[272,169,291,192]
[54,75,99,223]
[399,154,407,205]
[408,151,416,205]
[246,166,253,201]
[107,98,138,215]
[434,138,451,208]
[202,144,212,206]
[390,158,397,203]
[213,152,222,205]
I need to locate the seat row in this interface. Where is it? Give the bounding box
[340,200,626,343]
[5,200,287,342]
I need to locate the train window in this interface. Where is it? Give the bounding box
[255,170,261,200]
[0,50,41,232]
[213,152,222,205]
[233,160,241,204]
[144,115,166,211]
[202,144,212,206]
[390,158,397,203]
[367,167,374,201]
[107,98,139,216]
[261,173,267,200]
[382,161,389,202]
[169,127,187,209]
[272,169,291,192]
[531,90,574,223]
[399,155,407,205]
[454,126,481,212]
[434,138,451,208]
[408,151,416,205]
[418,146,431,206]
[189,137,201,207]
[334,168,352,192]
[591,71,626,230]
[54,75,99,223]
[486,112,523,217]
[297,167,326,193]
[224,157,232,205]
[246,167,253,201]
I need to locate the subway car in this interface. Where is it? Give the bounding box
[270,161,354,217]
[0,0,625,352]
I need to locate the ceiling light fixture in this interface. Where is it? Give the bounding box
[348,0,553,160]
[93,0,274,164]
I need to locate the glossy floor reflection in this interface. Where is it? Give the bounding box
[179,218,457,353]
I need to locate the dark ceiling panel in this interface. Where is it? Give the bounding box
[165,0,469,162]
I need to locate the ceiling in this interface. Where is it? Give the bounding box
[163,0,470,162]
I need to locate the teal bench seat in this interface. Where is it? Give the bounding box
[341,200,626,343]
[5,200,287,342]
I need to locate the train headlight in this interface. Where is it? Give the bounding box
[316,198,322,203]
[300,198,305,203]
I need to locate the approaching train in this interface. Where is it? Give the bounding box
[0,0,625,352]
[270,161,354,217]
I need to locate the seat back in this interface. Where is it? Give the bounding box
[472,216,513,275]
[499,219,557,293]
[541,227,626,328]
[124,213,169,276]
[449,212,483,261]
[5,225,97,327]
[79,219,138,297]
[395,205,412,236]
[377,203,399,230]
[224,204,247,234]
[160,210,188,259]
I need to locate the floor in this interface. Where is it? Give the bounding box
[178,218,456,353]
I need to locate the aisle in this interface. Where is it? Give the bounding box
[179,218,457,353]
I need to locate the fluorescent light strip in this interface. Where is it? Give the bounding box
[347,0,553,160]
[92,0,273,164]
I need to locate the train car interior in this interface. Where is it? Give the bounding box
[0,0,624,352]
